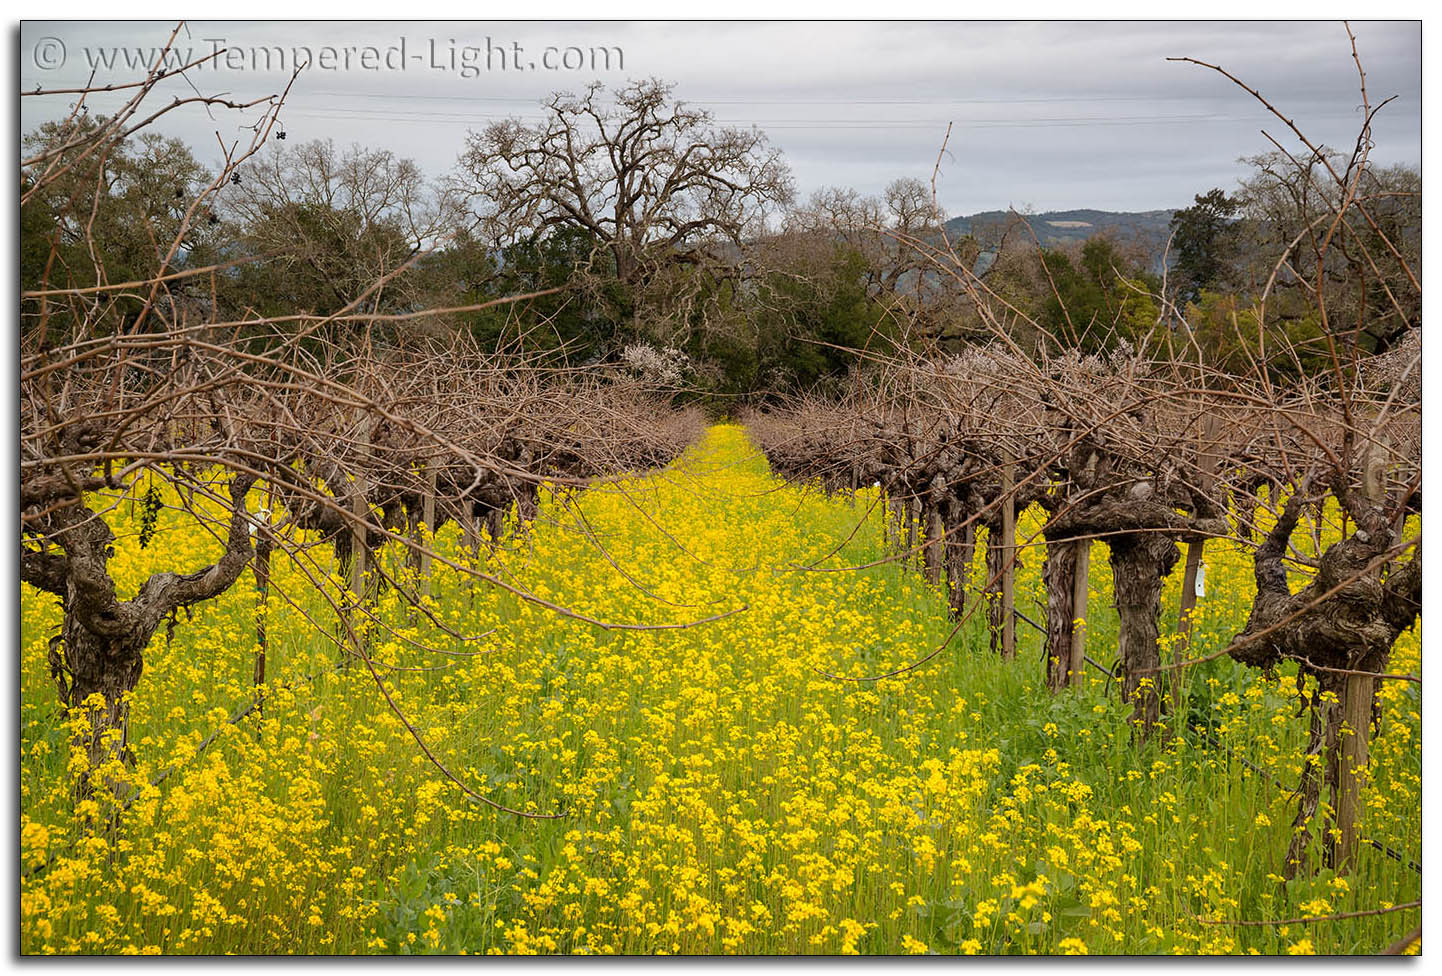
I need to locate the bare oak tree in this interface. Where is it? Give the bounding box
[224,139,459,321]
[458,79,793,339]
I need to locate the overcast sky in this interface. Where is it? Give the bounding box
[19,20,1421,216]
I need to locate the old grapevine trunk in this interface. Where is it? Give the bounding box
[1108,532,1180,737]
[22,473,258,796]
[1045,487,1222,734]
[1229,486,1420,875]
[63,598,148,780]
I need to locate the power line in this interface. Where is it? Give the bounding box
[281,103,1256,130]
[304,88,1241,107]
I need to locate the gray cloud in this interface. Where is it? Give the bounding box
[20,20,1420,216]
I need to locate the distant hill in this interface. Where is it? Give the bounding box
[944,208,1176,273]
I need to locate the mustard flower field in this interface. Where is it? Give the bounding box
[20,426,1421,954]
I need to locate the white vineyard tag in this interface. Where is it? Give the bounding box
[1194,564,1206,599]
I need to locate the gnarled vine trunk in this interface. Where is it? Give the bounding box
[1043,535,1080,691]
[23,472,258,799]
[1230,487,1421,875]
[1108,532,1180,737]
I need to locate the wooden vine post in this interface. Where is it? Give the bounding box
[252,484,274,689]
[924,498,946,586]
[1172,415,1220,715]
[1000,448,1016,660]
[1336,669,1372,873]
[963,523,976,600]
[1067,539,1090,684]
[1335,436,1389,873]
[349,479,369,596]
[419,457,437,600]
[462,502,483,556]
[344,415,375,660]
[904,499,918,569]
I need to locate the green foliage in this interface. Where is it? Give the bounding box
[742,244,895,398]
[22,109,1413,390]
[226,200,408,320]
[442,227,626,362]
[1037,237,1160,354]
[21,121,220,341]
[1169,189,1240,306]
[1180,290,1331,378]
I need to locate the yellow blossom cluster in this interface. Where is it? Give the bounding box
[20,427,1419,954]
